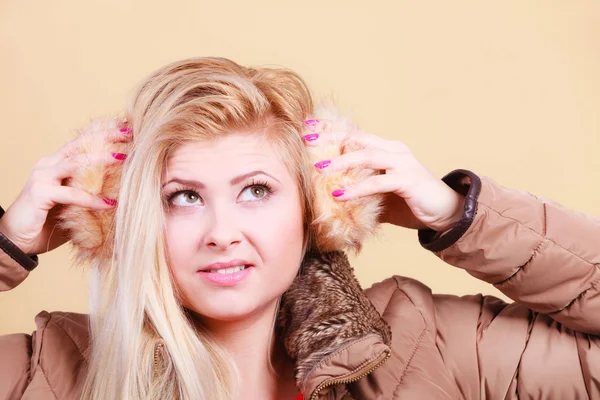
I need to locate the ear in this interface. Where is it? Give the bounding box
[306,105,383,254]
[58,118,129,266]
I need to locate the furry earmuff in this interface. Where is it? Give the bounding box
[59,118,127,265]
[59,107,383,265]
[303,106,383,252]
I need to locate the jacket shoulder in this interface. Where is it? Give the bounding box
[364,275,437,328]
[359,276,470,399]
[0,310,90,399]
[36,310,90,398]
[33,310,89,356]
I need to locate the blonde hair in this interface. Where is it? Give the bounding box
[81,57,315,399]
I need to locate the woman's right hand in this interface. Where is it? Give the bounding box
[0,126,131,256]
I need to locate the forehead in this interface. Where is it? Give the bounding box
[164,132,290,181]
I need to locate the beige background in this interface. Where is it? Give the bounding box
[1,1,599,335]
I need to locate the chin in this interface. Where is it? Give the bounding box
[185,293,280,324]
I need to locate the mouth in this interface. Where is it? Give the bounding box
[198,260,254,274]
[198,260,255,286]
[206,265,250,274]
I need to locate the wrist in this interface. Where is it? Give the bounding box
[430,190,466,233]
[0,206,39,271]
[0,211,25,251]
[418,169,482,253]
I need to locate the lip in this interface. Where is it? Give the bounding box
[198,259,253,272]
[197,260,255,287]
[198,266,254,287]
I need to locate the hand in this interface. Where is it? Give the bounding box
[0,126,131,255]
[303,123,465,232]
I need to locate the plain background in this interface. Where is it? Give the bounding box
[1,1,599,334]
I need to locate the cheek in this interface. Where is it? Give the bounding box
[164,215,198,275]
[249,197,305,271]
[164,215,206,310]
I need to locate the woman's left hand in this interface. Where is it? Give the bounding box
[303,121,465,232]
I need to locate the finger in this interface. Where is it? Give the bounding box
[330,174,399,201]
[45,125,131,166]
[305,128,410,155]
[50,185,116,209]
[301,117,367,144]
[303,128,382,148]
[302,118,328,133]
[302,117,408,151]
[314,148,402,173]
[60,127,132,159]
[53,151,126,181]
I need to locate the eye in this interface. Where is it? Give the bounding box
[239,184,271,202]
[168,190,202,207]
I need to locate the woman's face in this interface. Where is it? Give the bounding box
[161,130,305,323]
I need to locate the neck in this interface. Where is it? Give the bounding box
[196,299,298,400]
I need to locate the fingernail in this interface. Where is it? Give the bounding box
[331,189,345,198]
[303,133,319,141]
[112,152,127,160]
[120,127,133,134]
[314,160,331,169]
[304,119,319,126]
[103,198,117,206]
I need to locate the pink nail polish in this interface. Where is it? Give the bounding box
[303,134,319,141]
[314,160,331,169]
[120,127,133,134]
[304,119,319,126]
[103,198,117,206]
[331,189,345,198]
[112,152,127,160]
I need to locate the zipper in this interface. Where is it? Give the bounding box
[154,342,164,373]
[309,349,391,400]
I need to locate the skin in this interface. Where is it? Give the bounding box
[0,120,464,399]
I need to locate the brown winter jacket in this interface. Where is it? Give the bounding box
[1,170,599,399]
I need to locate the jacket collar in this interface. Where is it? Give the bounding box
[279,251,392,399]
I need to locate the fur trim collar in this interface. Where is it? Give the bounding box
[280,251,392,394]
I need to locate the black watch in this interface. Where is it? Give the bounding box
[0,206,39,271]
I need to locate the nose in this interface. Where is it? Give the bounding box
[203,205,242,251]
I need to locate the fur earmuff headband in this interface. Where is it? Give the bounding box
[59,106,383,265]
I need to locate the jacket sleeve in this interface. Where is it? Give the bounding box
[0,332,32,399]
[431,291,600,398]
[0,314,46,400]
[420,170,600,335]
[0,249,30,291]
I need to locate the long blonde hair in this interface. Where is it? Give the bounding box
[81,57,315,399]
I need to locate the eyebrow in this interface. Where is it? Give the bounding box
[161,170,281,189]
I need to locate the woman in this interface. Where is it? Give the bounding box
[0,57,599,400]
